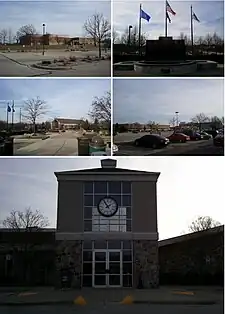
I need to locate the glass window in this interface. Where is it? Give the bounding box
[108,182,121,194]
[84,207,92,219]
[83,251,92,262]
[84,220,92,232]
[94,240,107,249]
[84,195,93,206]
[83,241,93,250]
[83,263,92,274]
[83,275,92,287]
[94,195,106,207]
[122,182,131,194]
[84,182,93,194]
[110,195,121,207]
[122,195,131,207]
[108,240,121,249]
[126,220,132,232]
[94,181,107,194]
[123,251,132,262]
[123,241,132,250]
[123,275,132,287]
[126,207,131,219]
[123,262,132,274]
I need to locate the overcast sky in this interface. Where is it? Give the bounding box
[113,1,224,40]
[0,157,224,240]
[0,78,110,123]
[113,78,224,124]
[0,1,110,38]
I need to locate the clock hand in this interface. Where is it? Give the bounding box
[103,200,109,208]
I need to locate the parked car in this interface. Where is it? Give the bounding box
[134,134,169,149]
[168,133,190,143]
[199,131,213,140]
[213,133,224,147]
[203,129,219,138]
[181,129,203,140]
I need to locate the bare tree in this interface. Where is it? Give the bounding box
[191,113,210,131]
[55,35,61,44]
[84,13,111,58]
[17,24,37,37]
[169,117,176,128]
[8,28,13,44]
[3,207,49,230]
[189,216,221,232]
[0,28,8,44]
[112,28,119,44]
[89,91,111,132]
[14,31,21,44]
[22,97,49,133]
[120,25,146,46]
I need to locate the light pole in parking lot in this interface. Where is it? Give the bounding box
[128,25,133,46]
[175,111,179,128]
[42,23,46,56]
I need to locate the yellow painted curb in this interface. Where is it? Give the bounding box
[73,296,87,305]
[121,295,134,304]
[173,291,194,296]
[18,292,38,297]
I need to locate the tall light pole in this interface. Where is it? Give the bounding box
[175,111,179,128]
[42,23,46,55]
[128,25,132,46]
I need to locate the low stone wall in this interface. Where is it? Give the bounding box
[133,240,159,288]
[134,61,197,75]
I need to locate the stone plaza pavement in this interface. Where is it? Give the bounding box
[0,286,223,306]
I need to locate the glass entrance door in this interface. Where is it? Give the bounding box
[93,250,122,287]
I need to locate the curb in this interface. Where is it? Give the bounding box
[32,64,73,71]
[0,53,28,67]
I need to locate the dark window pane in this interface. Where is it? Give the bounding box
[123,241,132,249]
[122,182,131,194]
[83,241,93,250]
[84,207,92,219]
[94,275,106,286]
[94,195,105,207]
[123,262,132,274]
[123,251,132,262]
[110,195,121,207]
[108,252,120,262]
[95,262,106,274]
[83,251,92,262]
[83,275,92,287]
[94,181,107,194]
[126,207,131,219]
[94,241,107,249]
[122,195,131,206]
[84,195,93,206]
[84,182,93,194]
[123,275,132,287]
[83,263,92,274]
[108,182,121,194]
[84,220,92,232]
[109,275,121,286]
[108,240,121,249]
[127,220,132,231]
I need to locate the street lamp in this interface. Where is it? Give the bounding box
[175,111,179,128]
[42,23,46,55]
[128,25,133,46]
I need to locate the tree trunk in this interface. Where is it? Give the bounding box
[98,40,101,59]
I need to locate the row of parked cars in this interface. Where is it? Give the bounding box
[133,129,224,149]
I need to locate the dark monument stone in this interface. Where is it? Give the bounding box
[145,37,186,62]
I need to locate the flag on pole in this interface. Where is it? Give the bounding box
[7,105,11,112]
[166,12,171,23]
[166,1,176,15]
[140,8,151,22]
[192,12,200,22]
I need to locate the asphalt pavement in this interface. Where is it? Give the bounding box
[1,303,223,314]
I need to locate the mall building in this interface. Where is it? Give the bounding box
[55,158,160,288]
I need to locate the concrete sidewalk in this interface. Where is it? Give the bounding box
[0,286,223,306]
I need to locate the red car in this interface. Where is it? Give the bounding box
[168,133,190,143]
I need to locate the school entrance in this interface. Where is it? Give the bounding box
[82,240,133,288]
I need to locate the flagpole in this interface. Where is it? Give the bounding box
[138,3,142,56]
[6,103,9,131]
[11,100,14,130]
[165,1,168,37]
[191,5,194,56]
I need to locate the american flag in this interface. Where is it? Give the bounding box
[166,1,176,16]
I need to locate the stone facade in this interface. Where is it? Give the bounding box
[133,240,159,288]
[55,240,82,289]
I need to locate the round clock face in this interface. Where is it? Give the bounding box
[97,197,118,217]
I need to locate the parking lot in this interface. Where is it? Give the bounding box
[113,132,224,156]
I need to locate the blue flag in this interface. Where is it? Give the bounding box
[140,8,151,22]
[7,105,11,112]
